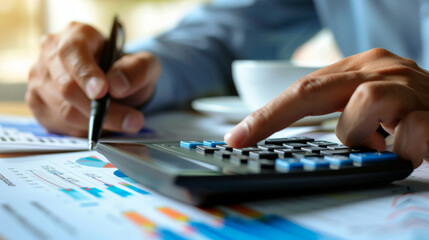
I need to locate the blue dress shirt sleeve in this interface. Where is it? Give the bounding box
[126,0,322,113]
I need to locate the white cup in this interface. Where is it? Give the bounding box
[232,60,321,111]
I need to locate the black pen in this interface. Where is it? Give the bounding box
[88,16,124,150]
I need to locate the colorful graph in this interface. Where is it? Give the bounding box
[123,211,157,237]
[114,170,137,183]
[76,156,115,168]
[59,188,89,201]
[30,170,90,201]
[158,207,189,222]
[89,175,132,198]
[119,182,149,195]
[81,187,103,198]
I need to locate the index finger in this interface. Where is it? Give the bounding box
[224,71,380,148]
[49,23,107,100]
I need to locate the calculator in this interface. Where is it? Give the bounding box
[97,137,413,206]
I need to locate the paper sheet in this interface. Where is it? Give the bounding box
[0,115,157,153]
[0,151,428,240]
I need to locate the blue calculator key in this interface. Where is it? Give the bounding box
[180,141,203,148]
[275,158,303,172]
[324,155,353,168]
[203,140,226,147]
[301,157,330,170]
[350,151,397,165]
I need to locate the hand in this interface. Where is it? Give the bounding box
[26,22,161,137]
[225,48,429,168]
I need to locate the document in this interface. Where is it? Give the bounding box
[0,151,428,240]
[0,115,157,153]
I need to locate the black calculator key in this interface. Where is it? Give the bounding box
[320,149,351,156]
[307,141,337,147]
[230,154,249,165]
[249,151,279,160]
[292,152,320,159]
[214,150,233,159]
[233,147,262,156]
[283,143,309,149]
[262,137,314,145]
[196,146,219,154]
[216,145,233,151]
[257,144,287,151]
[275,149,305,158]
[248,159,276,170]
[327,145,350,150]
[301,146,325,153]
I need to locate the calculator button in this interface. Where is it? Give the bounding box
[324,155,353,169]
[320,149,351,156]
[301,146,325,153]
[257,144,287,151]
[249,151,279,160]
[230,154,249,165]
[216,144,233,151]
[196,146,219,154]
[292,152,320,160]
[327,145,350,150]
[274,149,304,158]
[203,140,226,147]
[275,158,303,172]
[248,159,276,170]
[180,141,203,149]
[233,147,262,156]
[283,143,309,149]
[307,141,337,147]
[301,157,330,170]
[214,150,233,159]
[350,152,397,166]
[262,137,314,145]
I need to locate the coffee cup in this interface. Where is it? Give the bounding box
[232,60,321,111]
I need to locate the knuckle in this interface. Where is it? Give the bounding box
[354,82,385,106]
[290,77,322,100]
[57,76,75,100]
[40,34,56,48]
[28,63,40,80]
[58,101,76,123]
[365,48,392,59]
[57,38,80,60]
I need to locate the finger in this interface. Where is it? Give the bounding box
[34,73,90,132]
[46,23,106,100]
[336,81,422,150]
[26,86,87,137]
[102,101,144,134]
[106,53,160,105]
[55,35,107,100]
[224,71,380,148]
[392,111,429,168]
[47,54,91,116]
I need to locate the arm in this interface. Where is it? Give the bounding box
[127,0,322,113]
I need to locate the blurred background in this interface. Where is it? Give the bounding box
[0,0,341,103]
[0,0,207,101]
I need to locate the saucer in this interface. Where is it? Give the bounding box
[191,96,341,124]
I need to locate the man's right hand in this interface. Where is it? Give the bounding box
[26,22,161,137]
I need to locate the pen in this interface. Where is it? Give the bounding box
[88,16,124,150]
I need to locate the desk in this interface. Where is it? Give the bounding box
[0,101,31,116]
[1,102,428,240]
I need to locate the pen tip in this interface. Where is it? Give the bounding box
[88,140,96,151]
